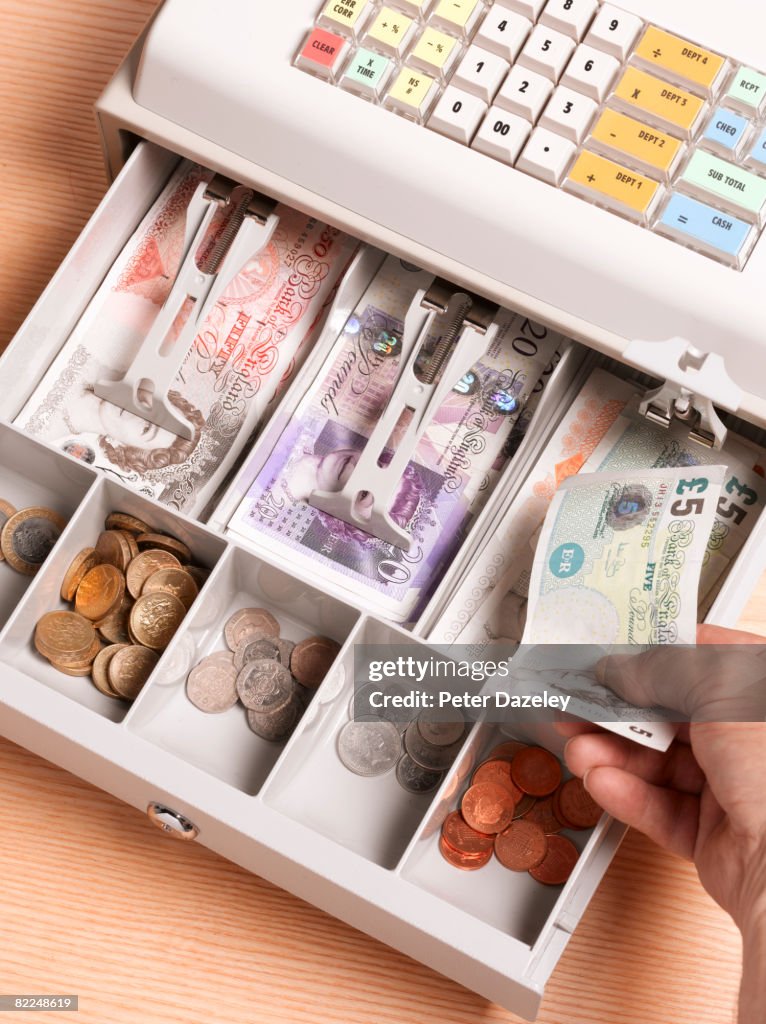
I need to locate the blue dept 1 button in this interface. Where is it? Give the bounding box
[656,193,756,268]
[702,106,750,157]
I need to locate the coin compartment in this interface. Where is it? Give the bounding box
[0,476,226,723]
[261,617,472,869]
[125,543,360,794]
[398,721,615,947]
[0,421,98,631]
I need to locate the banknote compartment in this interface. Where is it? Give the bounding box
[0,422,98,632]
[260,616,472,869]
[0,142,182,422]
[0,476,226,724]
[398,721,606,947]
[125,543,360,794]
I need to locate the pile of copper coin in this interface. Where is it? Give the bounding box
[186,606,340,743]
[439,740,603,885]
[338,696,467,795]
[33,511,206,701]
[0,500,66,576]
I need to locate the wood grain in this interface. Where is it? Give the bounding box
[0,2,756,1022]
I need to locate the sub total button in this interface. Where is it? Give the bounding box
[679,150,766,226]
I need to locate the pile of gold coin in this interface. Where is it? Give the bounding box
[0,500,66,576]
[33,511,208,702]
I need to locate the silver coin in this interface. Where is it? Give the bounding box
[403,720,466,772]
[273,637,295,667]
[224,607,280,650]
[235,659,293,712]
[349,682,408,731]
[186,652,238,713]
[416,709,466,747]
[233,635,279,672]
[337,720,401,777]
[395,753,444,795]
[247,690,301,742]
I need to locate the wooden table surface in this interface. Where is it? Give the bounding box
[0,3,761,1022]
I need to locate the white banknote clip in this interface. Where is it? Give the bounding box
[308,280,499,551]
[94,175,279,440]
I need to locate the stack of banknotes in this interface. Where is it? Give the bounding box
[432,366,766,650]
[15,162,359,515]
[228,256,567,622]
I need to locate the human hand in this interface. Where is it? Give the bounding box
[561,624,766,928]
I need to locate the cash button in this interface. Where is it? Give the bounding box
[565,150,663,223]
[679,150,766,226]
[633,26,727,96]
[656,194,755,268]
[702,106,750,158]
[612,67,707,139]
[726,67,766,115]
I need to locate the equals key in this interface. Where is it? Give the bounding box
[656,193,756,268]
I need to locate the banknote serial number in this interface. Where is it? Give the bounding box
[0,996,78,1011]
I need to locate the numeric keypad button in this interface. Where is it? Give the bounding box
[585,3,643,60]
[539,0,598,41]
[496,64,553,121]
[472,107,531,163]
[516,126,576,183]
[517,25,575,81]
[428,85,488,143]
[561,43,620,100]
[539,84,597,142]
[475,5,532,63]
[453,44,510,102]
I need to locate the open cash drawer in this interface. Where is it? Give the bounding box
[2,125,766,1024]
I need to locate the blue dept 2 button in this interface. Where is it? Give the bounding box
[702,106,749,155]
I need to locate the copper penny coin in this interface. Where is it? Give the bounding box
[125,549,182,599]
[291,635,341,688]
[105,512,152,535]
[512,794,537,819]
[471,759,523,801]
[438,834,492,871]
[136,532,192,563]
[441,810,494,855]
[60,547,101,603]
[74,563,126,622]
[522,794,563,834]
[495,819,548,871]
[487,740,529,763]
[511,746,562,797]
[461,782,516,835]
[529,833,580,885]
[556,778,603,829]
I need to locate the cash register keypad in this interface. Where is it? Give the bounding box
[296,0,766,270]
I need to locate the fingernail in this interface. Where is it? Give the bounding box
[595,653,630,684]
[582,769,593,793]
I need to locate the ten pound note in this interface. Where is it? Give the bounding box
[15,162,359,515]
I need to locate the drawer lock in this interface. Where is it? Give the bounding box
[146,802,200,841]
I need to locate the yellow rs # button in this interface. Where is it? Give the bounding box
[589,108,686,179]
[612,66,707,138]
[565,150,663,223]
[634,26,727,96]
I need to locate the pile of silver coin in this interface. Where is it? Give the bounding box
[186,606,340,743]
[337,682,467,795]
